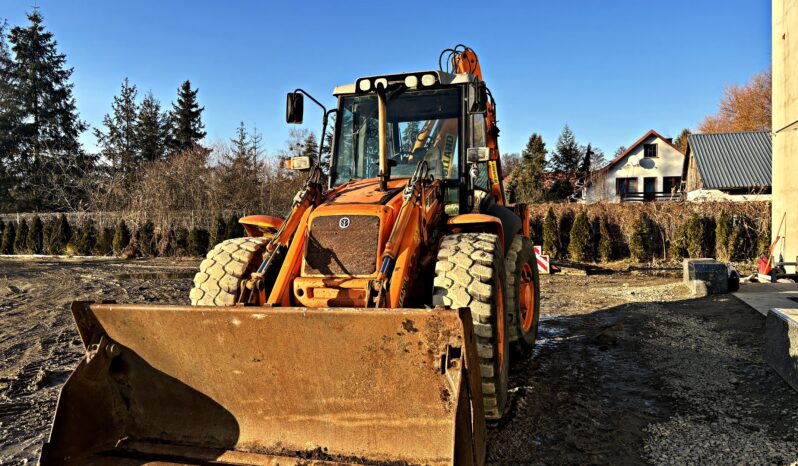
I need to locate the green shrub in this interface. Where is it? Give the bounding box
[716,211,732,261]
[598,217,614,262]
[0,219,4,241]
[94,227,114,256]
[630,213,653,262]
[669,221,689,259]
[1,221,15,254]
[558,210,574,255]
[14,218,28,254]
[175,227,190,257]
[210,216,226,246]
[188,227,210,256]
[26,215,43,254]
[225,215,244,240]
[137,220,156,257]
[568,211,592,262]
[49,214,71,255]
[73,219,98,255]
[542,207,560,258]
[113,220,131,256]
[687,213,715,258]
[42,217,55,254]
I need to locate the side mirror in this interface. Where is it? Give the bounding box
[286,92,304,124]
[284,155,311,170]
[468,81,488,114]
[467,147,490,164]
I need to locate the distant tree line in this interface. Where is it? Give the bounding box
[0,9,327,218]
[503,125,606,203]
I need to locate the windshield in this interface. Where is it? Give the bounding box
[331,88,460,186]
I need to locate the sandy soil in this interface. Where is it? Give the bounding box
[0,258,796,465]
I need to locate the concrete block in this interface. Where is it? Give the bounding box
[683,258,727,294]
[766,308,798,393]
[682,258,714,284]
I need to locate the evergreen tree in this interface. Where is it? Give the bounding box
[174,227,189,256]
[94,227,114,255]
[137,91,168,162]
[74,218,97,255]
[716,211,732,261]
[0,219,4,243]
[137,220,156,257]
[514,132,547,203]
[42,217,55,254]
[169,80,206,153]
[0,22,19,210]
[630,213,652,262]
[188,227,209,256]
[112,219,131,255]
[49,213,71,254]
[542,208,560,259]
[673,128,691,153]
[94,78,139,176]
[550,125,581,175]
[598,217,614,262]
[568,211,592,261]
[577,144,593,183]
[6,10,89,211]
[210,216,226,246]
[1,221,15,254]
[225,214,244,240]
[14,218,28,253]
[26,214,43,253]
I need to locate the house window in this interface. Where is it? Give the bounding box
[663,176,681,194]
[644,144,657,158]
[616,177,638,195]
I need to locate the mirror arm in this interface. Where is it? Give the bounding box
[292,89,335,167]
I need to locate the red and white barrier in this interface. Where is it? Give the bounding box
[534,245,550,274]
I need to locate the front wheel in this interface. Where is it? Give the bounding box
[432,232,509,420]
[506,235,541,353]
[190,237,270,306]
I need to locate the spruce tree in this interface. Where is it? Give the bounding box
[515,132,547,203]
[95,78,139,175]
[169,80,206,153]
[568,212,592,261]
[577,144,593,184]
[74,219,98,255]
[112,219,131,255]
[7,10,89,210]
[551,125,581,176]
[543,208,560,259]
[26,215,43,253]
[14,218,28,253]
[1,221,15,254]
[0,22,19,210]
[137,91,168,162]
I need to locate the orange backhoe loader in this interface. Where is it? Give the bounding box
[41,45,541,466]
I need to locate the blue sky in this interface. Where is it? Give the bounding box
[2,0,772,158]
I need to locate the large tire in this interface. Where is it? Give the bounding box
[505,235,541,353]
[432,232,509,420]
[190,237,270,306]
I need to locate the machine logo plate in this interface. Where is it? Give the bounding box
[339,217,351,229]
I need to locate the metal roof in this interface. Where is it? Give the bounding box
[687,131,772,189]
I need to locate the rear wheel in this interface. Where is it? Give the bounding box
[190,237,271,306]
[506,235,541,353]
[432,232,509,420]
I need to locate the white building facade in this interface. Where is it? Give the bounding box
[585,130,685,203]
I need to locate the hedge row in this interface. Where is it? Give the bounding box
[532,201,771,263]
[0,214,246,258]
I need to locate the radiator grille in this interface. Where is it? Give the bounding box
[304,215,380,276]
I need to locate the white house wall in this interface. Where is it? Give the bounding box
[586,135,684,202]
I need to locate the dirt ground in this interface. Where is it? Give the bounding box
[0,258,797,465]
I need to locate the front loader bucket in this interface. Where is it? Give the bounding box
[41,302,485,466]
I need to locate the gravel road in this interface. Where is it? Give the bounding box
[0,258,796,465]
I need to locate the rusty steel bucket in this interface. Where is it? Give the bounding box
[41,302,486,466]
